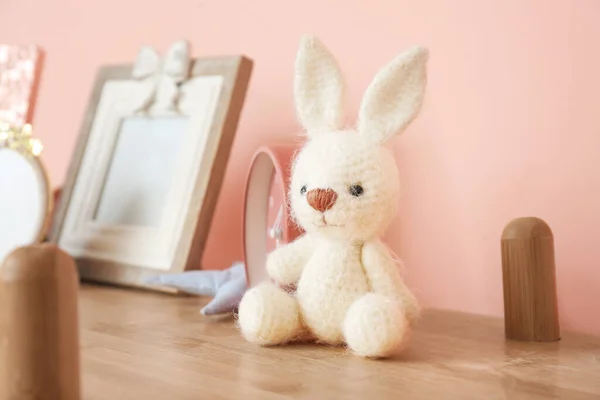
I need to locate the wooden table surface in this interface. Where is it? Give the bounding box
[79,284,600,400]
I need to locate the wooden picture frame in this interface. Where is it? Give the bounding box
[49,50,253,289]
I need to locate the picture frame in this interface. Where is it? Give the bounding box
[0,44,44,127]
[49,44,253,289]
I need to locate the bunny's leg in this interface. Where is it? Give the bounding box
[342,293,409,358]
[237,282,306,345]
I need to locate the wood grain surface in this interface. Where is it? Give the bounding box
[79,284,600,400]
[0,244,80,400]
[501,217,560,342]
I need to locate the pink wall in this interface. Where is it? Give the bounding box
[2,0,599,335]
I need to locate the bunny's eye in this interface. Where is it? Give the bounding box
[300,185,308,195]
[349,184,364,197]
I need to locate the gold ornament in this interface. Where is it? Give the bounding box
[0,121,43,157]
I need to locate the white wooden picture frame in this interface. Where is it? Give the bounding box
[50,49,252,289]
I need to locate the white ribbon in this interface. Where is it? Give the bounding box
[131,40,191,113]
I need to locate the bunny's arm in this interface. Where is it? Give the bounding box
[361,239,420,322]
[266,234,314,286]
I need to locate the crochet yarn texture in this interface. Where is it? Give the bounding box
[237,35,429,358]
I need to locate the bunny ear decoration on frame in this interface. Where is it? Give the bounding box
[132,46,161,79]
[131,40,192,113]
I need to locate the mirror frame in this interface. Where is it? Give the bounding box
[0,124,52,262]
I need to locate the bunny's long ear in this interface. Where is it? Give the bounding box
[294,35,345,135]
[357,46,428,144]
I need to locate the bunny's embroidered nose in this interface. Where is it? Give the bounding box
[307,188,338,212]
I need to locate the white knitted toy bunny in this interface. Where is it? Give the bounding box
[237,35,428,358]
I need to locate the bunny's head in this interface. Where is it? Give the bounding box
[289,36,429,242]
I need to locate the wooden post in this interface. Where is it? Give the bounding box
[0,244,80,400]
[501,217,560,342]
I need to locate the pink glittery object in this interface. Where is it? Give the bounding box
[0,45,42,127]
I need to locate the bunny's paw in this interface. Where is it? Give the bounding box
[237,283,305,345]
[343,293,409,358]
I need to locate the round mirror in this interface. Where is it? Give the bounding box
[0,125,51,264]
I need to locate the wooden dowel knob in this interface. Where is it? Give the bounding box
[0,244,80,400]
[501,217,560,342]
